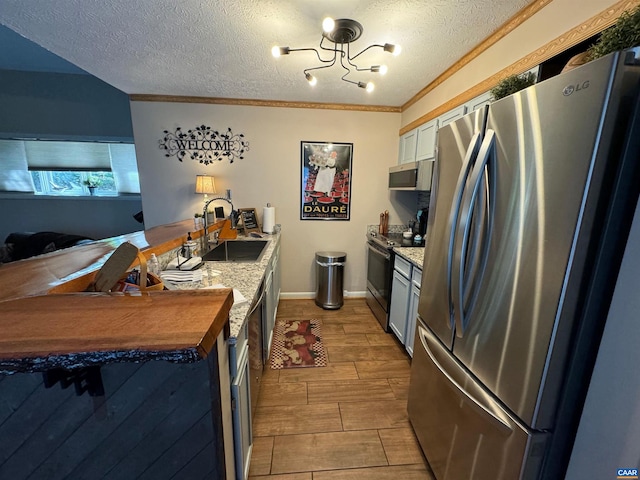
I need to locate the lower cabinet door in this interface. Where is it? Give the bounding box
[389,270,411,344]
[406,282,420,357]
[231,346,252,480]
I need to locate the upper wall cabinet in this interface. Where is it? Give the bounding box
[439,105,467,128]
[465,90,493,112]
[399,118,438,164]
[415,119,438,162]
[399,64,543,164]
[399,129,418,164]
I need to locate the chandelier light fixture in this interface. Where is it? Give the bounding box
[271,17,401,92]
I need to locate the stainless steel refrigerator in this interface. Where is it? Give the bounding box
[407,48,640,479]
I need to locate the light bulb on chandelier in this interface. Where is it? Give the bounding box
[271,17,400,92]
[322,17,335,33]
[305,72,318,86]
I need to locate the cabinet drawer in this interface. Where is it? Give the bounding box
[394,255,412,278]
[412,267,422,288]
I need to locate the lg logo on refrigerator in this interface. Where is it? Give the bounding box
[563,81,590,96]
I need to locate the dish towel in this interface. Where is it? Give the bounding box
[203,284,248,306]
[167,255,202,270]
[160,269,204,283]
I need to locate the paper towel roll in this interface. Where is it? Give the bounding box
[263,206,276,233]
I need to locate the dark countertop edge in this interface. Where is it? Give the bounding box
[0,346,202,375]
[0,289,234,375]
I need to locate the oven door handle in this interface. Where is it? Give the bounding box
[368,243,391,260]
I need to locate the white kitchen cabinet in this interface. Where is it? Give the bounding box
[439,105,467,127]
[415,119,438,161]
[229,320,249,380]
[231,343,252,480]
[406,266,422,357]
[389,255,423,356]
[389,255,412,344]
[273,243,281,303]
[263,243,280,361]
[389,269,411,343]
[228,238,281,480]
[399,128,418,164]
[399,119,438,165]
[465,90,493,112]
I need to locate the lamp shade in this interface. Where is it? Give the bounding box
[195,175,216,194]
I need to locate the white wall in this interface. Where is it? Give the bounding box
[130,101,409,295]
[565,199,640,479]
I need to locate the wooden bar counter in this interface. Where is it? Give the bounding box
[0,290,233,374]
[0,221,236,479]
[0,219,218,302]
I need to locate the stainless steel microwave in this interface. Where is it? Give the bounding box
[388,160,433,191]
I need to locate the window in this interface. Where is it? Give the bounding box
[0,139,139,196]
[29,171,117,196]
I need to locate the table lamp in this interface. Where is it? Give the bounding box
[195,175,216,200]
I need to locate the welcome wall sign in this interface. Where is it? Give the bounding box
[159,125,249,164]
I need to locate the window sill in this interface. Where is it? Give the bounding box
[0,193,141,201]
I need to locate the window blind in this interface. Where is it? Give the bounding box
[109,144,140,193]
[25,141,112,171]
[0,140,35,192]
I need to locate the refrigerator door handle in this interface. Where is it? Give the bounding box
[418,323,513,435]
[462,171,488,306]
[453,130,496,337]
[447,132,483,329]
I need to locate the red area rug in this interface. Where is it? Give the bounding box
[270,319,327,369]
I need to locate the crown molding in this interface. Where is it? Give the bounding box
[130,0,639,124]
[129,94,401,113]
[401,0,553,112]
[399,0,640,136]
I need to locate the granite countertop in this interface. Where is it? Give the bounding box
[394,246,425,269]
[366,224,425,269]
[164,232,280,339]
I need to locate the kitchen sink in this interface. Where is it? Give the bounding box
[201,240,268,262]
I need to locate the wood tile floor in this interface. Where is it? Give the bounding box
[248,298,435,480]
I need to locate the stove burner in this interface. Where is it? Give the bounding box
[368,231,424,249]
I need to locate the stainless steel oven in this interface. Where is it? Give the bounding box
[366,237,393,331]
[366,231,426,331]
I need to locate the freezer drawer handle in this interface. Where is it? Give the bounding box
[419,324,512,435]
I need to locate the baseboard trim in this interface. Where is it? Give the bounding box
[279,291,367,300]
[345,291,367,298]
[280,292,315,300]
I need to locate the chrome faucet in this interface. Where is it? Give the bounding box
[202,193,237,250]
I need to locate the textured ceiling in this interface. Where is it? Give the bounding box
[0,0,533,107]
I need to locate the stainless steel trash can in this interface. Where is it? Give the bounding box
[315,251,347,310]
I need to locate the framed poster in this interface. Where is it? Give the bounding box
[301,141,352,220]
